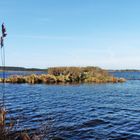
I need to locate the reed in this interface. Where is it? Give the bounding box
[0,107,43,140]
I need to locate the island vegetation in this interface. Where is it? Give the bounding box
[0,67,126,84]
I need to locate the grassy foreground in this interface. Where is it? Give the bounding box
[0,67,126,84]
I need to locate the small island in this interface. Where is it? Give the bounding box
[0,67,126,84]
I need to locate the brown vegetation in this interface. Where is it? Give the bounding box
[0,67,126,84]
[0,107,41,140]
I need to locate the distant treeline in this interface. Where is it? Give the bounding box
[109,69,140,72]
[0,66,47,71]
[0,66,139,72]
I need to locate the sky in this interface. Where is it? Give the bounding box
[0,0,140,69]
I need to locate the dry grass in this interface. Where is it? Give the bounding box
[0,107,43,140]
[0,67,126,84]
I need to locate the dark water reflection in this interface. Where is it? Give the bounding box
[0,72,140,139]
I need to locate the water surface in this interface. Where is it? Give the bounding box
[0,72,140,139]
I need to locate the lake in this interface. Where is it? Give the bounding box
[0,71,140,139]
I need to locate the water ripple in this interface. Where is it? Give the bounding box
[0,72,140,139]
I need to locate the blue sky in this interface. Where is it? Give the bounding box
[0,0,140,69]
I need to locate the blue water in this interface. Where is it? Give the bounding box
[110,71,140,80]
[0,72,140,139]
